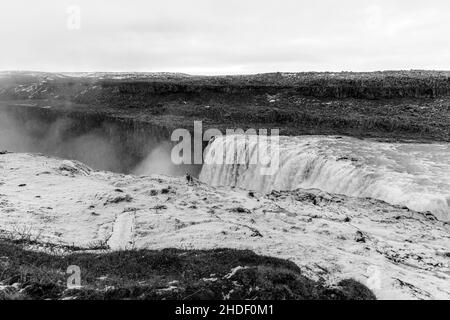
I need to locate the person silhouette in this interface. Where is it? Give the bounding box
[185,172,193,185]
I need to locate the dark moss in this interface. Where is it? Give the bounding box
[0,240,376,300]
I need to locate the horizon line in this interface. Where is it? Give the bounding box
[1,69,450,77]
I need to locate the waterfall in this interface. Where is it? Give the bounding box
[200,135,450,221]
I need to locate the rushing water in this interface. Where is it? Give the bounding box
[200,135,450,221]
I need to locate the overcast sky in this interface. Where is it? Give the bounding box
[1,0,449,74]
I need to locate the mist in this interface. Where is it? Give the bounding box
[133,143,179,176]
[0,107,196,177]
[0,109,121,172]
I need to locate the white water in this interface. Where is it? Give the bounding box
[200,135,450,221]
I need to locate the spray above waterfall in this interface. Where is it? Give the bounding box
[200,135,450,222]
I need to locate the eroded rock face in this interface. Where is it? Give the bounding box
[0,153,449,299]
[2,71,450,142]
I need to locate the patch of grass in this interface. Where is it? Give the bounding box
[0,240,376,300]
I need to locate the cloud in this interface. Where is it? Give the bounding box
[0,0,449,74]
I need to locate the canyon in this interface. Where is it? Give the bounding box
[0,71,449,300]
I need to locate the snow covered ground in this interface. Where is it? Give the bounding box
[0,153,449,299]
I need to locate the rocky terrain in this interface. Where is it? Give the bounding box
[0,152,449,300]
[1,70,449,142]
[0,71,449,300]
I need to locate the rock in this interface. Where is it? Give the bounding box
[152,204,167,212]
[104,194,132,205]
[161,187,171,194]
[355,231,366,243]
[230,207,251,214]
[251,229,263,237]
[58,160,91,176]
